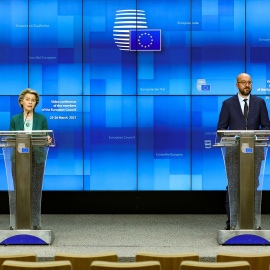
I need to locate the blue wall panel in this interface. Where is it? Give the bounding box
[0,0,270,191]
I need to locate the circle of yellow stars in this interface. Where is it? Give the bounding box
[138,33,154,48]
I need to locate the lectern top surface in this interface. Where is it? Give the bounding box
[0,130,53,135]
[0,130,55,147]
[217,130,270,136]
[214,130,270,147]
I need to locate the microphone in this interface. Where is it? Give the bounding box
[243,99,249,130]
[245,106,249,130]
[23,112,29,130]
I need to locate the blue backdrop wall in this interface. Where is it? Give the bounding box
[1,0,270,191]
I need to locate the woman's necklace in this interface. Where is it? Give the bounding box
[25,119,31,127]
[24,112,32,127]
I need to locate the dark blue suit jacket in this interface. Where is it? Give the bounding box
[217,94,270,130]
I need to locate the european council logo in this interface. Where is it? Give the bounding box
[130,30,161,51]
[197,79,211,91]
[113,9,161,51]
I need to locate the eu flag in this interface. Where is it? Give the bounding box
[130,30,161,51]
[201,84,211,91]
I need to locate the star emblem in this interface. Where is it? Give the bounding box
[137,33,153,48]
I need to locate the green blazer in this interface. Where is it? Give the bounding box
[10,112,49,163]
[10,112,49,131]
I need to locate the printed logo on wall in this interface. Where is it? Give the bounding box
[113,9,161,51]
[197,79,211,91]
[204,140,212,149]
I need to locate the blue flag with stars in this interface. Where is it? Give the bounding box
[130,30,161,51]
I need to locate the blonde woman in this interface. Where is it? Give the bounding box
[9,88,50,230]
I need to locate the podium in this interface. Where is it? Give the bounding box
[0,130,55,245]
[214,130,270,245]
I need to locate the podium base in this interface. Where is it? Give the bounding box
[218,230,270,245]
[0,230,54,245]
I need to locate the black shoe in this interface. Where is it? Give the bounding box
[224,225,230,230]
[33,226,41,230]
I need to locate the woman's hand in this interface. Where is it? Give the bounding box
[47,136,52,144]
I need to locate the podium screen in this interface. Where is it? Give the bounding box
[1,0,270,191]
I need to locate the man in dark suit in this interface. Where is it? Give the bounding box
[217,73,270,229]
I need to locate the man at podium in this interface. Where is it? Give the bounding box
[9,88,50,230]
[217,73,270,230]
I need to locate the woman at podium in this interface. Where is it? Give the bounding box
[9,88,50,230]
